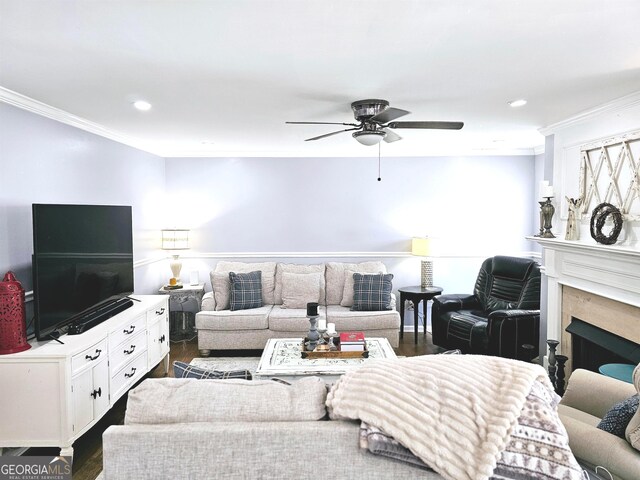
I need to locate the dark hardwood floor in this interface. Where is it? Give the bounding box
[26,331,441,480]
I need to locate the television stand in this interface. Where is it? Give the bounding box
[67,297,134,335]
[0,295,169,459]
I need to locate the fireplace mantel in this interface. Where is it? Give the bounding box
[529,236,640,361]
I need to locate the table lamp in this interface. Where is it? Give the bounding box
[161,229,190,283]
[411,237,433,288]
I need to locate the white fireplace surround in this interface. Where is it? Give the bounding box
[532,237,640,358]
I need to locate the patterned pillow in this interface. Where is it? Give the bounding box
[351,273,393,311]
[229,271,263,311]
[597,394,640,437]
[173,361,252,380]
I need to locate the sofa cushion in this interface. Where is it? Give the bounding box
[269,305,327,332]
[173,361,252,380]
[325,305,400,331]
[597,394,639,438]
[274,263,325,305]
[229,271,263,311]
[214,261,277,305]
[281,271,322,309]
[125,376,327,424]
[325,261,387,305]
[351,273,393,311]
[340,270,358,307]
[211,272,231,311]
[195,305,272,331]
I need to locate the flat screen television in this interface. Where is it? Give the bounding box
[32,204,134,340]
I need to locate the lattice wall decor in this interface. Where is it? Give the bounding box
[579,130,640,221]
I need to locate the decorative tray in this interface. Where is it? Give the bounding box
[163,284,184,290]
[300,338,369,359]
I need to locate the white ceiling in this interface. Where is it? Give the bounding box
[1,0,639,157]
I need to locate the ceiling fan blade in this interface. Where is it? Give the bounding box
[387,121,464,130]
[286,121,360,126]
[305,127,360,141]
[369,107,410,124]
[382,129,402,143]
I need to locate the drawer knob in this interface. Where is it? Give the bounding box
[124,367,137,378]
[159,334,166,343]
[124,345,136,355]
[156,307,165,315]
[85,349,102,361]
[123,325,136,334]
[90,387,102,399]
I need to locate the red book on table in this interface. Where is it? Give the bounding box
[340,331,365,344]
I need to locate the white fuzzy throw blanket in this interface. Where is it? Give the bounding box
[326,355,558,480]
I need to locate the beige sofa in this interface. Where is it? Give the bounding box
[558,366,640,480]
[195,261,401,354]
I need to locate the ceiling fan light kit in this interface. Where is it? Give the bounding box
[286,98,463,145]
[353,130,386,146]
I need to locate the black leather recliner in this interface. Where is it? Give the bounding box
[431,256,541,360]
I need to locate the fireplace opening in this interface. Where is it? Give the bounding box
[566,318,640,372]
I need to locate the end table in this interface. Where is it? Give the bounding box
[398,286,443,344]
[158,283,205,342]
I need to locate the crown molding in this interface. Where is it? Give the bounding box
[539,90,640,136]
[533,145,545,155]
[0,86,164,157]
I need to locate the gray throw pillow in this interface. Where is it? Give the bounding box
[229,271,263,311]
[351,273,393,311]
[597,394,640,438]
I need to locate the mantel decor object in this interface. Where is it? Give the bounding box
[0,272,31,355]
[589,202,623,245]
[565,197,582,241]
[540,196,556,238]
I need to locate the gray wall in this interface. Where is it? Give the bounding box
[0,103,166,297]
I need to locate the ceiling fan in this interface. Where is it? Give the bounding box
[286,99,463,146]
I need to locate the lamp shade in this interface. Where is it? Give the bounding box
[411,237,431,257]
[161,229,190,250]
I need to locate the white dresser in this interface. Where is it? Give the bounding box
[0,295,169,457]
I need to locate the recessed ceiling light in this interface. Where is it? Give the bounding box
[508,99,527,108]
[133,100,152,111]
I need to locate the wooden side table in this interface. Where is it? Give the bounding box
[158,283,205,342]
[398,286,443,344]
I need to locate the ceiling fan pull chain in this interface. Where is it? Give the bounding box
[377,142,382,181]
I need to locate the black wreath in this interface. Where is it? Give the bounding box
[590,202,623,245]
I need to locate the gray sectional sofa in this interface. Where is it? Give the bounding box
[195,261,401,353]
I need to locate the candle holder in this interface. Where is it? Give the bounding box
[535,201,546,237]
[547,339,559,387]
[541,197,556,238]
[306,315,320,351]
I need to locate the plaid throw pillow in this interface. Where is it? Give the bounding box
[351,272,393,311]
[229,271,263,311]
[173,361,252,380]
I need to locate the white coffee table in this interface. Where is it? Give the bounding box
[255,337,397,382]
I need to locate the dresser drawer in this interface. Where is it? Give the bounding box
[110,351,147,400]
[71,339,108,375]
[110,330,148,374]
[109,314,146,350]
[147,301,168,323]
